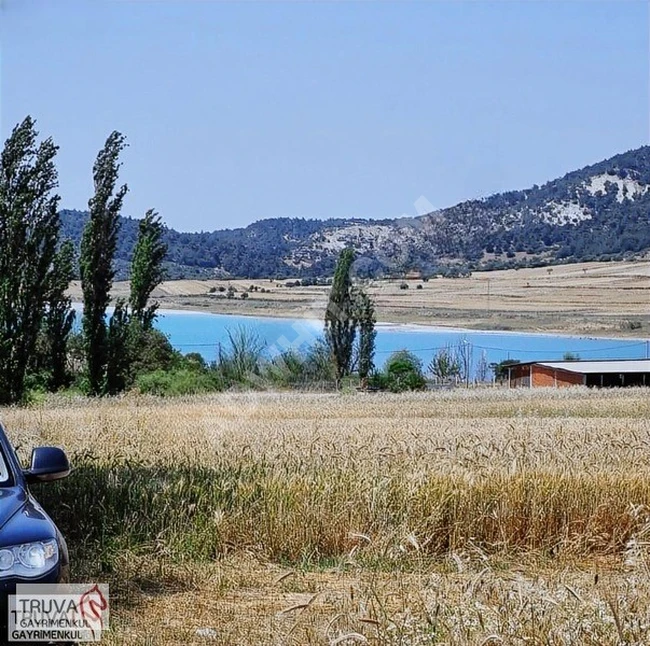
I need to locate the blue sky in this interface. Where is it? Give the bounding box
[1,1,648,231]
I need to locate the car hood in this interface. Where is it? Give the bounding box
[0,488,28,530]
[0,487,56,546]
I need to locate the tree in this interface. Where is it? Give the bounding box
[491,359,520,383]
[429,344,461,385]
[130,209,167,329]
[325,248,357,381]
[105,299,131,395]
[370,350,426,392]
[354,288,376,385]
[80,132,128,395]
[43,240,76,390]
[0,117,61,403]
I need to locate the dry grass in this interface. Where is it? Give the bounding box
[4,388,650,644]
[67,260,650,335]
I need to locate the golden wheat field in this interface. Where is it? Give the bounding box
[4,388,650,645]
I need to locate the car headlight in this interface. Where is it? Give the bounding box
[0,540,58,578]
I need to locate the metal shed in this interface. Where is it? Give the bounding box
[508,359,650,388]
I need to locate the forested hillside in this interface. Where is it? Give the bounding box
[61,145,650,279]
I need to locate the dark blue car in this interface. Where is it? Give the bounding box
[0,424,70,642]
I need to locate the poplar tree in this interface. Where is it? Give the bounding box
[130,209,167,329]
[0,117,61,403]
[105,299,131,395]
[44,240,76,390]
[80,131,128,395]
[355,288,376,385]
[324,248,357,381]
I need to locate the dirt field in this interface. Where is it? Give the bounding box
[68,260,650,337]
[5,388,650,644]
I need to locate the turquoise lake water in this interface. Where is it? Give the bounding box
[151,309,649,372]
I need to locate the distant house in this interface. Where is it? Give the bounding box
[508,359,650,388]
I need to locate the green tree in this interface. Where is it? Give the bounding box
[80,131,128,395]
[105,299,131,395]
[0,117,61,403]
[491,359,520,383]
[370,350,426,392]
[44,240,76,390]
[324,248,357,381]
[130,209,167,329]
[354,288,376,384]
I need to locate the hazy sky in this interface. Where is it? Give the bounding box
[1,1,648,231]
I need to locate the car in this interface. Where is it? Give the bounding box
[0,423,70,643]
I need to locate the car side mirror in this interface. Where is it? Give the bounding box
[24,447,70,484]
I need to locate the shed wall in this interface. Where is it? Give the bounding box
[532,365,585,387]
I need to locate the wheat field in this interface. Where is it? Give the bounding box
[4,388,650,644]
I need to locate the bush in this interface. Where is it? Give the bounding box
[215,327,266,387]
[130,329,181,377]
[265,341,336,388]
[135,369,219,396]
[182,352,208,370]
[621,320,643,331]
[369,350,427,392]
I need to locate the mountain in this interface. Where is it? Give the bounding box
[61,145,650,279]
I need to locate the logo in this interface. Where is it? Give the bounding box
[9,583,109,642]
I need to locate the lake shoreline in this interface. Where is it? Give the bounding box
[72,298,647,343]
[67,260,650,341]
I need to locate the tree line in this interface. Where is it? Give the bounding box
[0,117,167,404]
[0,116,521,404]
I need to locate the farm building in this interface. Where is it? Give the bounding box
[508,359,650,388]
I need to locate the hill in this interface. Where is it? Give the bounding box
[60,145,650,279]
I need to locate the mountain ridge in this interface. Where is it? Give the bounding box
[60,144,650,279]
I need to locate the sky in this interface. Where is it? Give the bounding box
[1,0,649,232]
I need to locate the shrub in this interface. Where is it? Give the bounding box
[265,341,336,388]
[130,329,181,377]
[369,350,427,392]
[135,368,219,396]
[182,352,208,370]
[215,327,266,387]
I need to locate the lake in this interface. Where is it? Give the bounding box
[152,309,649,373]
